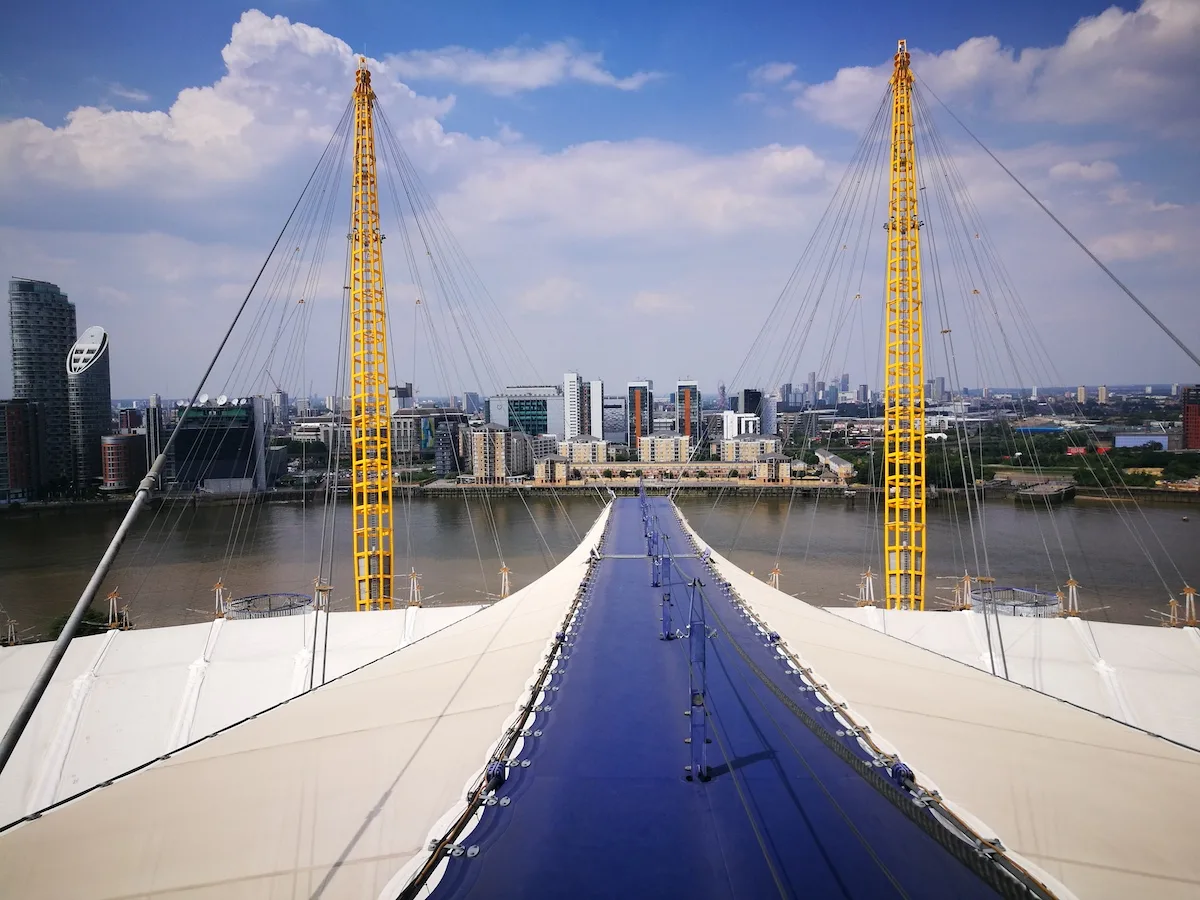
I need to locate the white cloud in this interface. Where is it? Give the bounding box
[750,62,796,85]
[0,10,456,195]
[1091,229,1178,261]
[442,141,828,239]
[387,42,660,95]
[107,83,151,103]
[797,0,1200,136]
[517,276,584,313]
[0,8,1196,399]
[1048,160,1119,181]
[631,290,689,313]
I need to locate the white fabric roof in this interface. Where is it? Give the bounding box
[825,606,1200,751]
[0,605,484,828]
[0,504,608,899]
[676,510,1200,900]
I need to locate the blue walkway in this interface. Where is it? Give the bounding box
[428,498,1003,899]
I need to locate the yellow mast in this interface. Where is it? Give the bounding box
[350,59,394,610]
[883,39,926,611]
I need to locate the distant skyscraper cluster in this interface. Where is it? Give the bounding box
[3,278,114,500]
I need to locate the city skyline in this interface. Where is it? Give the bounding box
[1,2,1198,399]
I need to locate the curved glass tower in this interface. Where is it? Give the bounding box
[8,278,77,484]
[67,325,112,489]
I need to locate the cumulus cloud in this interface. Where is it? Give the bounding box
[0,8,1196,398]
[442,141,828,239]
[797,0,1200,136]
[387,42,661,95]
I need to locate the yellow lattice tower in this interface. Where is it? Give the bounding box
[350,59,394,610]
[883,39,926,611]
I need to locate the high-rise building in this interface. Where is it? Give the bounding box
[857,384,870,404]
[462,392,484,415]
[1182,385,1200,451]
[1076,385,1087,404]
[1097,385,1109,404]
[564,373,585,440]
[627,381,653,448]
[118,407,143,431]
[0,399,45,502]
[602,395,627,445]
[933,376,946,402]
[736,388,763,417]
[840,373,850,393]
[8,278,77,483]
[67,326,112,489]
[271,389,290,426]
[434,422,462,477]
[145,394,164,465]
[716,383,727,414]
[777,383,793,405]
[588,380,604,439]
[823,386,839,408]
[675,380,701,445]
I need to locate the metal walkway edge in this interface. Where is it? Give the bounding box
[425,497,1009,899]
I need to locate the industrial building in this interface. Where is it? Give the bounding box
[169,398,278,495]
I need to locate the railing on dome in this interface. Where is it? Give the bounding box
[969,586,1061,618]
[223,592,315,620]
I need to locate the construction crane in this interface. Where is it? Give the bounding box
[349,59,394,610]
[883,39,926,611]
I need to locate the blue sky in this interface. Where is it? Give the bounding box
[2,0,1197,398]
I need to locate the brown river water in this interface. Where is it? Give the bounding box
[0,492,1194,638]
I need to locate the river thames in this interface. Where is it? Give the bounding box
[0,492,1194,637]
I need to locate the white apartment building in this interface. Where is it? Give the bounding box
[721,410,761,438]
[720,435,781,462]
[559,437,609,464]
[638,434,690,464]
[470,426,533,482]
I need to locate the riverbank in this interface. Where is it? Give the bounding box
[4,479,1197,515]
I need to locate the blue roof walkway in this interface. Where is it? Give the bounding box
[425,496,1013,899]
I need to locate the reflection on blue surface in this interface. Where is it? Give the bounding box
[428,498,1001,899]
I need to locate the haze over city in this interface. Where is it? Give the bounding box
[2,0,1199,398]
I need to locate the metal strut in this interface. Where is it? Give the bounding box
[349,58,395,610]
[883,38,926,611]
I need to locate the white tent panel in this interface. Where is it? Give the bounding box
[0,604,486,828]
[0,505,610,899]
[675,509,1200,900]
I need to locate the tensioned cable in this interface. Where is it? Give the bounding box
[918,77,1199,372]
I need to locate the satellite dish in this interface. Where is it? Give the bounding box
[217,394,228,406]
[176,400,186,407]
[198,393,209,405]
